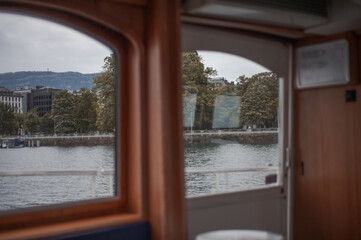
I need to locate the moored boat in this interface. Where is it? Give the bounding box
[6,138,25,148]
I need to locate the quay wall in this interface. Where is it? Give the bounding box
[2,131,277,147]
[22,135,114,147]
[184,131,278,144]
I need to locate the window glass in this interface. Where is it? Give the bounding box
[183,51,280,197]
[0,13,117,211]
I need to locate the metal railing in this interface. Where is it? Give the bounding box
[185,167,278,192]
[0,170,114,197]
[0,167,278,197]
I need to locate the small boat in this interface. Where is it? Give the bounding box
[6,138,25,148]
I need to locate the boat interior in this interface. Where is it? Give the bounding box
[0,0,361,239]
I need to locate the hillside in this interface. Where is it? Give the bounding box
[0,71,100,90]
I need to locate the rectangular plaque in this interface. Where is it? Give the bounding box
[296,39,350,89]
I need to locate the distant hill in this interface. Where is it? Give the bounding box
[0,71,101,90]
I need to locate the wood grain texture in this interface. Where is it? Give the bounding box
[294,31,361,240]
[145,0,187,239]
[294,85,361,240]
[0,0,146,237]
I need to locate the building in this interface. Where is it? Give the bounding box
[30,86,60,117]
[209,77,229,86]
[0,86,24,113]
[13,86,32,113]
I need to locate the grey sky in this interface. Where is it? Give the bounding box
[0,12,268,78]
[0,12,112,74]
[198,51,269,82]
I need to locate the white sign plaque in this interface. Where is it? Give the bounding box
[296,39,350,88]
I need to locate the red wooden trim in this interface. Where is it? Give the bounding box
[0,0,145,236]
[146,0,187,239]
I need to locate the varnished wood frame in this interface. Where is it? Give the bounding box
[358,30,361,83]
[294,32,359,90]
[146,1,187,239]
[0,0,187,240]
[0,1,145,239]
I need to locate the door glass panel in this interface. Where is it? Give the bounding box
[183,51,280,197]
[0,12,117,211]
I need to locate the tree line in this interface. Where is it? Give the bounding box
[182,51,279,130]
[0,54,115,135]
[0,52,278,135]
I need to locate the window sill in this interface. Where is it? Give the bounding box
[0,213,143,240]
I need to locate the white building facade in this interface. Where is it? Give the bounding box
[0,87,24,114]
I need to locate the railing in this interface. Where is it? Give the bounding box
[0,170,114,197]
[0,167,278,197]
[185,167,278,192]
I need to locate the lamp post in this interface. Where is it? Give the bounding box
[53,118,56,136]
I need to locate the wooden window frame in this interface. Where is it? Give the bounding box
[0,1,187,239]
[0,1,145,239]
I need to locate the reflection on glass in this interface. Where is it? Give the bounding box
[212,95,240,129]
[182,51,280,197]
[0,13,116,211]
[183,93,197,128]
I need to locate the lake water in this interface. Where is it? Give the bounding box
[0,141,279,211]
[185,139,279,196]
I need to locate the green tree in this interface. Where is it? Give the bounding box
[73,88,97,133]
[24,108,40,134]
[0,102,17,135]
[14,113,25,134]
[236,72,279,128]
[40,112,54,134]
[182,51,218,130]
[51,90,77,134]
[93,54,115,132]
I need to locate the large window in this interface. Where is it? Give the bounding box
[0,13,117,211]
[183,51,280,196]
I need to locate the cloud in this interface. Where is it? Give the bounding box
[198,51,269,81]
[0,12,112,73]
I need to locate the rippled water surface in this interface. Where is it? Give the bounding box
[185,139,279,196]
[0,146,115,211]
[0,140,279,211]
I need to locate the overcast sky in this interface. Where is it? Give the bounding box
[0,12,112,74]
[0,12,269,78]
[198,51,269,82]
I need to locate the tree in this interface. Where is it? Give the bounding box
[93,54,115,132]
[14,113,25,134]
[0,102,17,135]
[236,72,279,128]
[40,112,54,134]
[51,90,77,134]
[182,51,218,130]
[240,77,273,128]
[24,108,40,134]
[73,88,97,133]
[253,72,279,127]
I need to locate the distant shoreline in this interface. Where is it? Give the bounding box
[1,130,278,147]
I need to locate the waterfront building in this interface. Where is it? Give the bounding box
[0,86,24,113]
[13,86,32,113]
[30,86,61,117]
[209,77,229,87]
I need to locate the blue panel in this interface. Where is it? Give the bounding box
[48,222,151,240]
